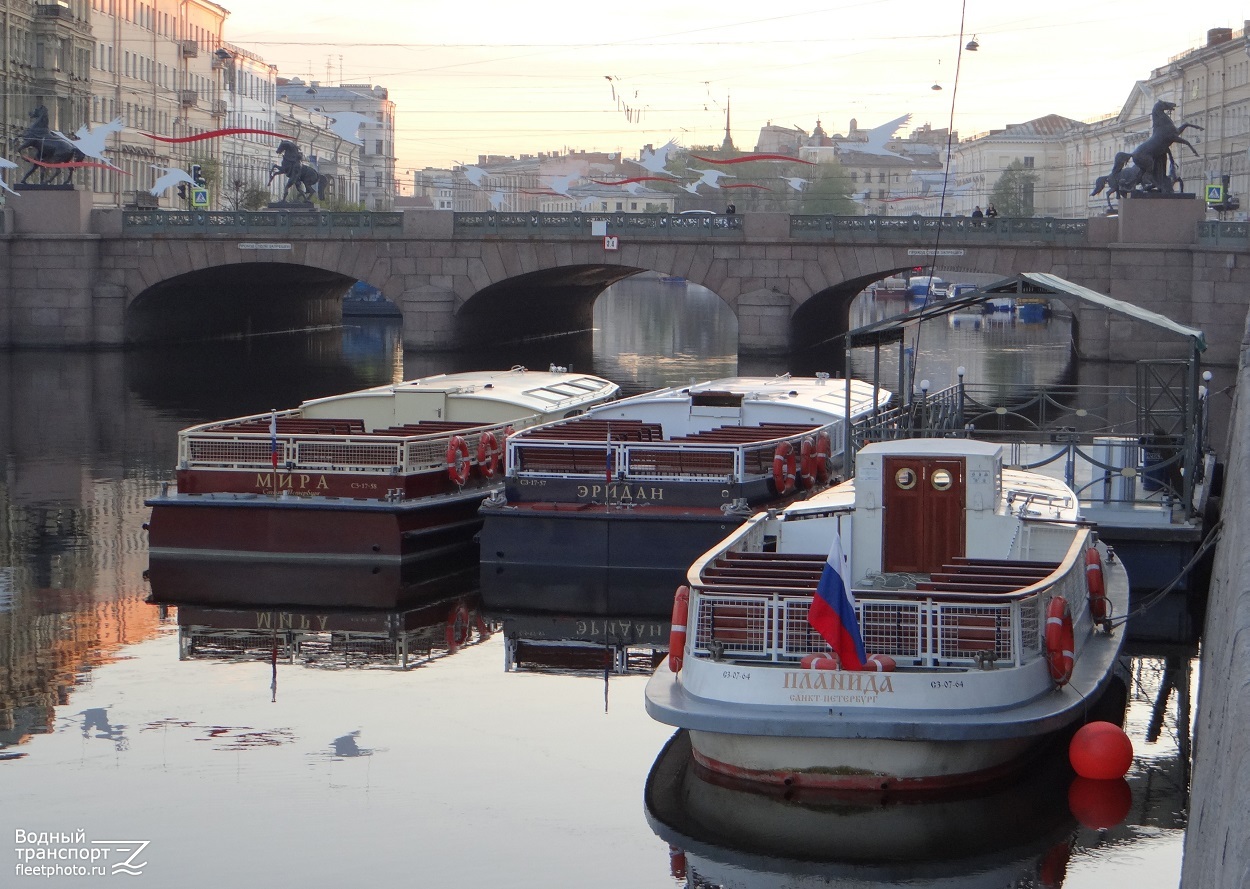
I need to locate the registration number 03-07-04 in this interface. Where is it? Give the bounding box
[930,679,965,689]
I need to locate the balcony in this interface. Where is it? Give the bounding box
[179,90,197,107]
[212,99,227,115]
[180,40,198,58]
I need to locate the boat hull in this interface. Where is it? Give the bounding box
[688,731,1037,791]
[478,504,747,613]
[147,487,489,563]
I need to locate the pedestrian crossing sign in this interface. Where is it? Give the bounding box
[1205,184,1224,204]
[191,187,209,208]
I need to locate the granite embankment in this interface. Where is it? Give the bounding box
[1180,308,1250,889]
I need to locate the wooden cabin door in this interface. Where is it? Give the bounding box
[881,456,966,574]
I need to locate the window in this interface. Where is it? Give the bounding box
[374,140,383,155]
[1023,156,1035,168]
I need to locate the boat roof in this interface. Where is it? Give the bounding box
[848,272,1207,353]
[301,367,619,414]
[592,375,890,418]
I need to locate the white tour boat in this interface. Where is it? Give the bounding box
[478,374,891,614]
[145,366,619,578]
[645,438,1129,791]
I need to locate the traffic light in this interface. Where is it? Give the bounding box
[191,164,205,186]
[177,183,188,200]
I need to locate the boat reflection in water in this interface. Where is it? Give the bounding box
[645,729,1131,888]
[488,608,669,675]
[147,563,493,670]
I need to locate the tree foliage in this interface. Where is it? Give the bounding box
[989,161,1038,217]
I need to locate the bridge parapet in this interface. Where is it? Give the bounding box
[789,215,1090,244]
[1198,220,1250,246]
[451,211,743,238]
[121,209,404,236]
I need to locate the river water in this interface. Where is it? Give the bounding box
[1,275,1193,887]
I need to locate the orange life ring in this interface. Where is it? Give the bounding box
[477,430,502,478]
[446,435,470,485]
[1045,597,1075,686]
[1085,546,1108,622]
[772,441,797,494]
[814,431,832,482]
[445,604,470,651]
[668,585,690,672]
[798,436,818,489]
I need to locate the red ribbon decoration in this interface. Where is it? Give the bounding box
[590,176,677,186]
[139,127,293,144]
[690,153,815,165]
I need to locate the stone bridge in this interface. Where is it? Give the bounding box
[2,189,1247,366]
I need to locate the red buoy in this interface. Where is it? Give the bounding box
[1069,721,1134,779]
[668,586,690,672]
[863,653,896,672]
[800,653,839,670]
[1086,546,1108,621]
[1067,776,1132,829]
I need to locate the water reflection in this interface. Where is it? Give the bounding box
[646,729,1086,887]
[489,608,669,675]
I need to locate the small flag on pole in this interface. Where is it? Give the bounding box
[269,410,279,469]
[806,521,866,670]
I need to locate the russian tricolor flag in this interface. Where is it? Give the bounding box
[806,522,866,670]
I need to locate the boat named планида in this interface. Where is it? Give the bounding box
[645,438,1129,791]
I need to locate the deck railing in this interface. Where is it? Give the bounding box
[122,209,404,235]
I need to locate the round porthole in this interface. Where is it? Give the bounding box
[932,468,953,491]
[895,467,917,490]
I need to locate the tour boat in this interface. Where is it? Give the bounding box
[645,438,1130,792]
[144,366,619,566]
[477,374,891,615]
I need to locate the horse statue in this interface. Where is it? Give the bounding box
[12,104,86,185]
[269,140,330,203]
[1091,100,1202,207]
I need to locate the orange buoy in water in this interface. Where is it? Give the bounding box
[668,586,690,672]
[1069,721,1134,779]
[1067,776,1132,829]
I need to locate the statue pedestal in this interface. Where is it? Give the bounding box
[267,201,316,211]
[1118,193,1204,245]
[11,187,92,235]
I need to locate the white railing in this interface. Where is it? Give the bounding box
[181,419,515,476]
[688,528,1091,670]
[508,422,842,484]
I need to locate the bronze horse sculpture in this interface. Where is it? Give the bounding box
[269,140,330,202]
[1091,100,1201,208]
[12,105,87,185]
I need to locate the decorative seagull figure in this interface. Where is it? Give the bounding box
[690,168,734,189]
[637,138,680,176]
[849,114,913,159]
[327,112,371,146]
[576,195,597,210]
[53,118,125,162]
[542,172,578,197]
[782,176,808,191]
[149,164,197,196]
[681,181,703,195]
[457,163,490,188]
[486,190,508,210]
[0,157,17,196]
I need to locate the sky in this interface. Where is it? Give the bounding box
[219,0,1249,174]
